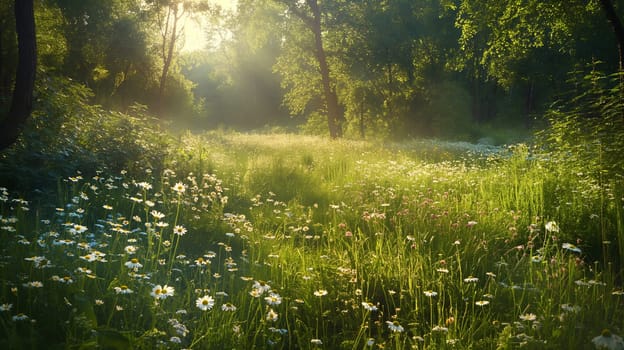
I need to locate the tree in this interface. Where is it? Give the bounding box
[454,0,622,127]
[0,0,36,151]
[147,0,210,115]
[598,0,624,70]
[156,0,185,107]
[275,0,345,138]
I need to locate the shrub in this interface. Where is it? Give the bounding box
[0,72,172,193]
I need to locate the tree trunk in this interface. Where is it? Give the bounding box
[158,3,181,115]
[307,0,343,138]
[524,80,534,128]
[0,0,36,151]
[599,0,624,71]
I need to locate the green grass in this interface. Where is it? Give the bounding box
[0,132,623,349]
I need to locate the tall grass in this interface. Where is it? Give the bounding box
[0,132,622,349]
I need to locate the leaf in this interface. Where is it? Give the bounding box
[96,329,132,350]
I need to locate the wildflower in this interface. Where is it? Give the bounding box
[194,257,210,266]
[72,224,88,234]
[424,290,438,297]
[592,329,624,350]
[173,225,187,236]
[196,295,215,311]
[125,258,143,269]
[466,220,478,227]
[562,243,582,253]
[168,318,189,336]
[432,325,449,332]
[95,299,104,305]
[102,204,113,210]
[436,268,449,273]
[136,182,152,190]
[266,308,278,322]
[386,320,404,332]
[250,288,263,298]
[80,251,107,263]
[221,303,237,311]
[314,289,328,297]
[150,210,165,219]
[172,182,187,194]
[53,239,75,246]
[52,275,74,284]
[561,304,581,313]
[75,267,93,275]
[151,284,175,299]
[361,301,378,312]
[0,303,12,312]
[170,336,182,344]
[23,281,43,288]
[475,300,490,306]
[366,338,375,347]
[25,256,52,269]
[12,313,29,321]
[311,338,323,345]
[252,280,272,293]
[545,221,560,233]
[114,285,134,294]
[464,276,479,283]
[264,292,282,306]
[519,313,537,321]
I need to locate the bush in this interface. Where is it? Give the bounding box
[0,72,172,193]
[538,67,624,178]
[537,66,624,267]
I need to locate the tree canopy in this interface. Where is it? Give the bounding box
[1,0,624,141]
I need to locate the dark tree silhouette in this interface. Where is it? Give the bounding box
[0,0,36,151]
[599,0,624,70]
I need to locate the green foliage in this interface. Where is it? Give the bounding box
[0,73,171,192]
[540,67,624,177]
[420,79,474,139]
[537,65,624,267]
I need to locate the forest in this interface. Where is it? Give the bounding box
[1,0,624,349]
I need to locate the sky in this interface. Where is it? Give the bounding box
[182,0,237,52]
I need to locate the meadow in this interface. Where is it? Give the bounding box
[1,132,623,349]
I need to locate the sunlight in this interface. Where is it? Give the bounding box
[182,0,237,52]
[4,0,624,348]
